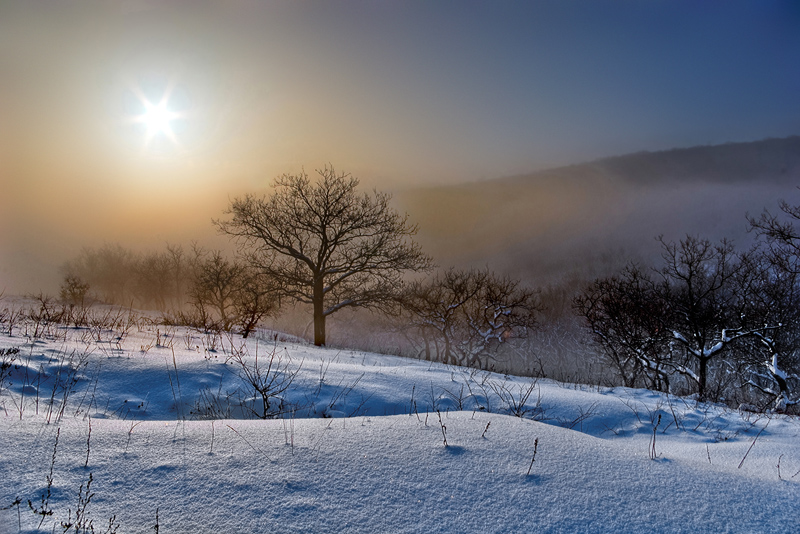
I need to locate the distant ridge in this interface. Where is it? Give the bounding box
[396,136,800,283]
[502,135,800,187]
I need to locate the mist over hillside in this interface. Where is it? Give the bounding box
[395,136,800,285]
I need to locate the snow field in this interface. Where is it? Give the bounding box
[1,320,799,533]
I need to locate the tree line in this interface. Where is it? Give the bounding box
[60,243,276,338]
[574,206,800,410]
[58,165,800,411]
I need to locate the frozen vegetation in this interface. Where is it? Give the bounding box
[1,299,799,533]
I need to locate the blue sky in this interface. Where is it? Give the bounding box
[1,1,798,186]
[254,0,800,180]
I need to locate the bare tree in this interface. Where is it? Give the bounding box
[655,235,754,401]
[402,268,486,364]
[749,198,800,274]
[459,270,541,368]
[735,253,800,410]
[574,264,672,390]
[216,166,432,346]
[402,268,540,368]
[189,250,278,336]
[190,250,245,330]
[746,202,800,409]
[574,235,800,405]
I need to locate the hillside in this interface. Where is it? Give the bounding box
[395,136,800,283]
[1,303,799,533]
[575,136,800,186]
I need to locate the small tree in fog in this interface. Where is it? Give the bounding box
[216,166,431,346]
[164,243,193,310]
[63,243,138,304]
[403,268,540,368]
[232,267,278,338]
[59,274,91,307]
[134,250,175,311]
[190,251,244,330]
[190,250,277,336]
[63,243,193,310]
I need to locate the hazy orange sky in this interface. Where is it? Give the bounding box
[1,1,799,293]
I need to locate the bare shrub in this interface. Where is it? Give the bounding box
[229,342,300,418]
[490,378,542,418]
[0,347,20,402]
[27,293,66,339]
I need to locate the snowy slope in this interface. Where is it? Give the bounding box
[1,316,799,533]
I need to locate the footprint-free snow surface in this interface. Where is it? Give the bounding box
[1,316,799,533]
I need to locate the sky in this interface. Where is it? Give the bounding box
[1,0,799,293]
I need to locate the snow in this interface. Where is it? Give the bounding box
[1,314,799,533]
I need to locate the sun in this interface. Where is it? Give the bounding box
[142,100,177,138]
[128,82,184,149]
[134,96,180,146]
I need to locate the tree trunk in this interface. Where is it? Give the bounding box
[698,356,708,401]
[313,275,326,346]
[443,334,452,365]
